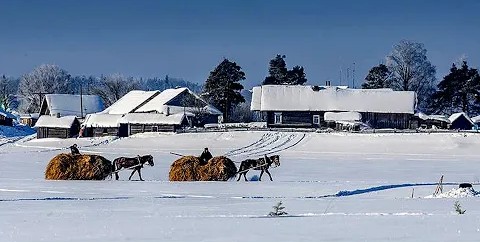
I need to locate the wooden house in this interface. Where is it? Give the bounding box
[83,88,221,137]
[251,85,417,129]
[448,113,474,130]
[19,113,39,127]
[34,115,80,139]
[0,108,15,126]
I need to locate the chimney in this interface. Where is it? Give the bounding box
[325,80,331,86]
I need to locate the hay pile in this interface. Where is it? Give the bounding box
[169,156,237,181]
[45,153,112,180]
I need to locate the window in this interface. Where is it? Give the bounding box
[313,115,320,125]
[274,112,282,124]
[152,126,158,132]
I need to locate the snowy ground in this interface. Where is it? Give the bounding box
[1,131,480,241]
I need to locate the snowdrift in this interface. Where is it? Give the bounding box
[169,156,237,181]
[45,153,112,180]
[426,187,480,198]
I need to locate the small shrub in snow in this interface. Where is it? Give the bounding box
[454,201,466,215]
[268,201,288,217]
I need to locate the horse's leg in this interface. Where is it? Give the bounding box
[114,162,119,180]
[236,171,242,181]
[243,170,249,181]
[128,169,136,180]
[138,169,144,181]
[265,169,273,181]
[259,169,264,181]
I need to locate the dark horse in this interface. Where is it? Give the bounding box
[112,155,154,181]
[237,155,280,181]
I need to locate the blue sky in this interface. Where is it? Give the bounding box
[0,0,479,88]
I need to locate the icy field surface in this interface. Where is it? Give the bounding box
[1,131,480,241]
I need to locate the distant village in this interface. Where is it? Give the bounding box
[0,83,478,139]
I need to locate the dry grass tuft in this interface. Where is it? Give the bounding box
[45,153,112,180]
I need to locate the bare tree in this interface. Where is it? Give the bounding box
[91,74,140,107]
[18,64,72,113]
[0,75,19,110]
[386,40,436,110]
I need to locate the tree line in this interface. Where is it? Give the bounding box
[1,39,479,123]
[0,67,202,113]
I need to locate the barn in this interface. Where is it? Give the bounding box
[118,113,190,137]
[413,113,450,129]
[81,114,122,137]
[0,108,15,126]
[34,115,80,139]
[448,112,474,130]
[251,85,417,129]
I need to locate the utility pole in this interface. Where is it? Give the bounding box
[352,62,356,89]
[80,82,83,118]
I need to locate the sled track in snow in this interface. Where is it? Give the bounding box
[224,132,306,159]
[224,132,280,157]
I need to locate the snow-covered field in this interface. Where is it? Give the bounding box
[1,131,480,241]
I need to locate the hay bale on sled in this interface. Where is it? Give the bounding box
[45,153,112,180]
[198,156,237,181]
[169,155,237,181]
[168,156,202,181]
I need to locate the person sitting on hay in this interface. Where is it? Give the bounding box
[69,144,80,155]
[199,147,213,164]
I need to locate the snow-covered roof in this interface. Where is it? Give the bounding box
[101,90,160,115]
[34,115,78,128]
[324,111,362,121]
[0,108,16,119]
[415,113,450,123]
[118,113,186,125]
[135,88,187,113]
[83,114,122,128]
[42,94,104,117]
[471,115,480,124]
[251,85,416,114]
[448,112,473,125]
[136,87,222,115]
[19,113,40,119]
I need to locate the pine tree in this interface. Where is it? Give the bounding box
[362,64,391,89]
[263,55,307,85]
[202,59,246,122]
[286,65,307,85]
[430,61,480,116]
[263,54,288,85]
[268,200,288,216]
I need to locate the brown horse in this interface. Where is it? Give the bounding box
[112,155,154,181]
[237,155,280,181]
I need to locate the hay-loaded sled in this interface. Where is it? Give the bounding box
[45,153,112,180]
[169,155,237,181]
